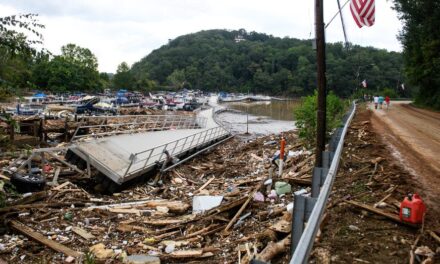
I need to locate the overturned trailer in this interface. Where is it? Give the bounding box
[65,109,231,190]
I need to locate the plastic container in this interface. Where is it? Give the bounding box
[275,181,291,195]
[399,193,426,224]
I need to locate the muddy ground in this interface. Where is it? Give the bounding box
[312,105,439,263]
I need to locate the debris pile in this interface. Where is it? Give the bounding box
[312,108,440,263]
[0,131,318,263]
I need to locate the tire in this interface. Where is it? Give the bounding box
[11,172,46,193]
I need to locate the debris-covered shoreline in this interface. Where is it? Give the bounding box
[0,130,315,263]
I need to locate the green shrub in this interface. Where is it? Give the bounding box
[381,87,398,98]
[294,90,347,146]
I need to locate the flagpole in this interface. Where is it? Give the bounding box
[315,0,326,167]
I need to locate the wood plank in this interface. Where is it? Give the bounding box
[10,220,81,258]
[429,231,440,244]
[195,176,215,193]
[346,200,418,227]
[283,177,312,186]
[72,226,96,240]
[169,249,203,258]
[224,179,265,232]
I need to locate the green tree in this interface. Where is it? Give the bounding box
[34,44,102,92]
[127,29,404,97]
[393,0,440,109]
[0,14,44,97]
[113,62,134,90]
[166,69,186,89]
[294,91,346,146]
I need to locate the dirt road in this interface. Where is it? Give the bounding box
[371,101,440,217]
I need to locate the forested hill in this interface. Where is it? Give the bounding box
[131,29,405,97]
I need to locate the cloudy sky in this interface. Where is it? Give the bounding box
[0,0,403,73]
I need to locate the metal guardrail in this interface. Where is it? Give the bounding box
[289,102,356,263]
[212,107,234,133]
[71,115,207,141]
[122,125,228,180]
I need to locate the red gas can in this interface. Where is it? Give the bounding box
[399,193,426,224]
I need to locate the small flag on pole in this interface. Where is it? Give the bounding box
[362,79,367,88]
[350,0,375,28]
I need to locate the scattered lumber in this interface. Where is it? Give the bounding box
[72,226,96,240]
[255,235,290,262]
[428,231,440,244]
[346,200,418,227]
[10,220,81,258]
[224,178,265,232]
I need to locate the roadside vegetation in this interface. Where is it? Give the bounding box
[293,91,347,147]
[393,0,440,110]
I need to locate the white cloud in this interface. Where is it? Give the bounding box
[0,0,403,73]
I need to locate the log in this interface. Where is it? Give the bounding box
[428,231,440,245]
[0,202,85,214]
[86,200,190,214]
[224,179,265,232]
[255,235,290,262]
[10,220,81,258]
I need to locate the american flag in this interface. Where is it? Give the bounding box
[362,79,367,88]
[350,0,375,28]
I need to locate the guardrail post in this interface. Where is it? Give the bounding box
[322,151,334,169]
[312,167,329,198]
[291,194,317,255]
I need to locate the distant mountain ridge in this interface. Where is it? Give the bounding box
[131,29,404,97]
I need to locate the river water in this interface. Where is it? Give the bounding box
[213,99,300,135]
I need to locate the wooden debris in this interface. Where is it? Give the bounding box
[268,219,291,233]
[117,223,151,233]
[195,176,215,193]
[10,220,81,258]
[346,200,418,227]
[169,249,203,258]
[224,178,265,232]
[89,243,114,259]
[144,219,184,226]
[255,235,290,262]
[72,226,96,240]
[428,231,440,244]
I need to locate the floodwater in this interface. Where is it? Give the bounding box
[213,99,300,135]
[224,100,300,121]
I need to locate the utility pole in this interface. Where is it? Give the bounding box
[315,0,326,167]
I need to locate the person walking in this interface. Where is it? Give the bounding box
[385,96,390,110]
[378,95,384,109]
[373,95,379,109]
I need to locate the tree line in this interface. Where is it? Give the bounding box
[393,0,440,110]
[131,29,407,98]
[0,15,414,101]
